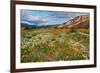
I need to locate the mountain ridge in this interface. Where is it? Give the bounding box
[55,15,89,29]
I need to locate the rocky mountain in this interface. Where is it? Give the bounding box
[55,15,89,29]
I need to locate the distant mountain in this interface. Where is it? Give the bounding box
[21,23,35,27]
[21,23,57,28]
[55,15,89,29]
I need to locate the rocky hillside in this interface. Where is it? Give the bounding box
[55,15,89,29]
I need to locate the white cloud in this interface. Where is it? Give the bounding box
[21,10,32,15]
[27,15,49,22]
[21,21,32,25]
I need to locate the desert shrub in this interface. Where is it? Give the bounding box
[70,29,77,33]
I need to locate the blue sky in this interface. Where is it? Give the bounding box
[21,9,89,26]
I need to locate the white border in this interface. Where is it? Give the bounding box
[16,5,94,69]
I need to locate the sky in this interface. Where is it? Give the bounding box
[21,9,89,26]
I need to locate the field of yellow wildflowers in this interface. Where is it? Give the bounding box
[21,28,89,62]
